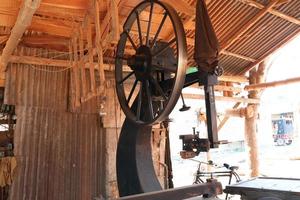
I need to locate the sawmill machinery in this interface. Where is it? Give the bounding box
[113,0,300,200]
[114,0,222,198]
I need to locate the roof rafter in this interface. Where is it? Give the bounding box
[238,0,300,25]
[220,0,280,52]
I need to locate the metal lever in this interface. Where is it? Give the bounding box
[179,93,191,112]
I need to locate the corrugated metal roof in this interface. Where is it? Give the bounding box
[184,0,300,75]
[106,0,300,75]
[0,0,299,75]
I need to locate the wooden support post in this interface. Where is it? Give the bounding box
[244,60,267,177]
[95,0,106,87]
[71,37,81,107]
[87,16,96,93]
[79,27,87,97]
[110,0,120,43]
[0,0,41,77]
[69,40,75,110]
[225,106,255,118]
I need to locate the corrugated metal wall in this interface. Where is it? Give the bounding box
[5,63,106,200]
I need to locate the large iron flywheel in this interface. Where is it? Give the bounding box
[115,0,187,196]
[115,0,187,125]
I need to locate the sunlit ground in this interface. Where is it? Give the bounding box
[169,35,300,194]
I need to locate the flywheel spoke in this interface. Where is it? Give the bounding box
[125,30,137,51]
[150,77,167,101]
[135,10,143,46]
[127,79,138,104]
[119,71,134,84]
[146,2,154,46]
[151,12,168,49]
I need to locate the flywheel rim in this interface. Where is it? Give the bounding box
[115,0,187,125]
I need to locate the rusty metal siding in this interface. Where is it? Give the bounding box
[10,107,104,200]
[4,63,101,114]
[4,63,69,110]
[4,63,106,200]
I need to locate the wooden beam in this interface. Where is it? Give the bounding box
[183,93,260,104]
[222,50,256,62]
[194,84,243,93]
[40,1,88,10]
[110,0,120,43]
[168,0,195,16]
[4,55,70,67]
[0,0,18,27]
[0,53,249,85]
[245,76,300,91]
[218,103,241,131]
[0,55,118,71]
[238,0,300,25]
[220,0,279,52]
[0,79,5,87]
[30,17,73,38]
[0,0,41,75]
[219,75,249,83]
[21,35,69,51]
[37,3,86,21]
[214,85,243,93]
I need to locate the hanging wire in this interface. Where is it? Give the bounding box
[24,45,89,73]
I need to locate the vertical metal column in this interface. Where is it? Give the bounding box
[199,71,219,148]
[204,84,219,148]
